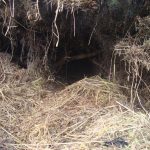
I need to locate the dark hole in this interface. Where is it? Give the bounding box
[56,58,100,84]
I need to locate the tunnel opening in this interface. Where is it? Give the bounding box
[55,57,103,84]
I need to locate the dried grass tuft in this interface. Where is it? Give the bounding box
[114,16,150,110]
[114,16,150,73]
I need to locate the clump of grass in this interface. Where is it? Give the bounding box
[114,16,150,110]
[114,16,150,73]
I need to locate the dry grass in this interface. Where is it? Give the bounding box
[46,0,97,8]
[114,16,150,72]
[115,38,150,71]
[114,16,150,110]
[0,53,150,150]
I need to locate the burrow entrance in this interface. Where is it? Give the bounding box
[48,38,109,84]
[55,58,102,83]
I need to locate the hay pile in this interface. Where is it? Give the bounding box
[0,53,150,150]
